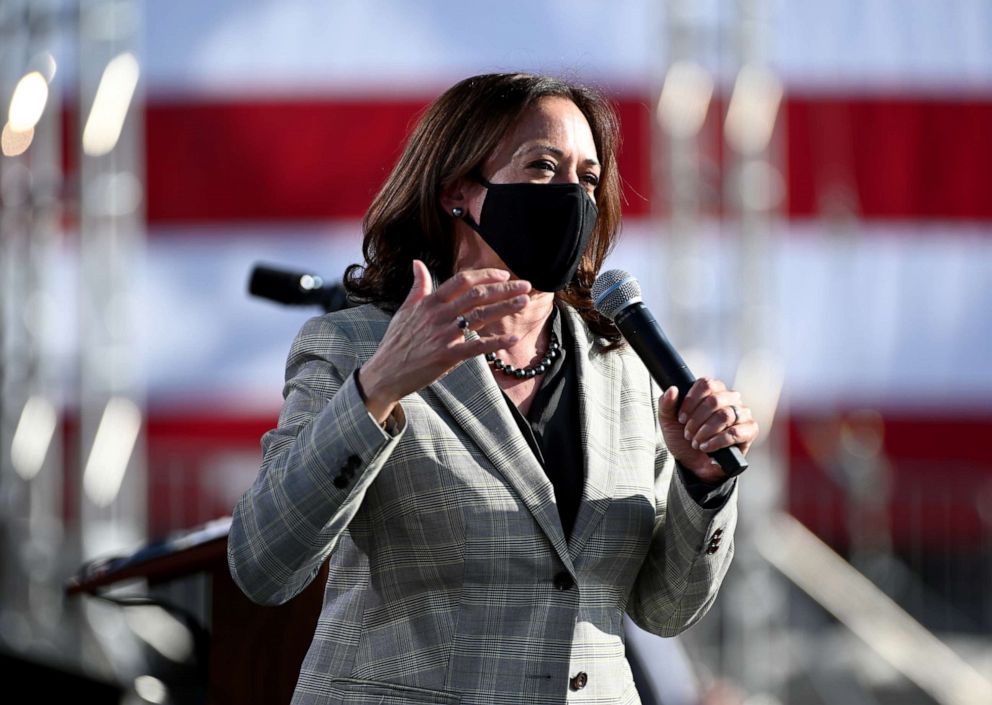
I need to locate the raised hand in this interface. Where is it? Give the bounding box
[358,260,532,422]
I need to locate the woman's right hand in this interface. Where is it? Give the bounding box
[357,259,531,422]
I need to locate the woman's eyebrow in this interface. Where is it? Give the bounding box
[514,143,601,167]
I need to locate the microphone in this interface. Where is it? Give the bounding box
[248,263,350,313]
[592,269,748,477]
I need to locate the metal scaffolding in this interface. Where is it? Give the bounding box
[0,0,70,660]
[655,4,992,704]
[721,0,789,699]
[656,0,789,700]
[0,0,146,684]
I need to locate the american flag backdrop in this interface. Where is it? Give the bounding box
[45,1,992,549]
[7,3,992,702]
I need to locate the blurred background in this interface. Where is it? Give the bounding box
[1,1,991,704]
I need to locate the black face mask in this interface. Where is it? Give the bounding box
[462,176,598,292]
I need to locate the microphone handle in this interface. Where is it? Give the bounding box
[248,264,351,313]
[248,265,318,305]
[615,303,748,477]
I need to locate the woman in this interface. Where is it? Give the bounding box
[228,73,758,705]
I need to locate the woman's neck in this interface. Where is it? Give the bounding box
[478,292,555,368]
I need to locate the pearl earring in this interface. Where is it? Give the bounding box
[451,207,464,218]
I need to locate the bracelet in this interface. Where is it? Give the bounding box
[381,413,399,436]
[354,369,398,435]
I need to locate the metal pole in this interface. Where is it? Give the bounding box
[0,0,68,659]
[76,0,147,677]
[721,0,789,699]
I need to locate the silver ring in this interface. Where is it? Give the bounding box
[730,405,741,425]
[456,314,470,330]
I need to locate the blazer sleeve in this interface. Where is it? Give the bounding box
[227,314,405,606]
[625,378,739,637]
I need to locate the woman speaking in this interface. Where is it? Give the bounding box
[228,72,758,705]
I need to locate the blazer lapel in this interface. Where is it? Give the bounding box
[561,307,620,563]
[428,353,573,572]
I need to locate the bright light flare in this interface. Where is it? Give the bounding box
[657,61,714,139]
[733,348,784,440]
[83,397,142,507]
[126,606,194,662]
[1,122,34,157]
[724,65,783,155]
[10,396,57,480]
[8,71,49,132]
[82,52,140,157]
[133,675,168,704]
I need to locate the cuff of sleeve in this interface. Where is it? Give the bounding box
[677,463,736,510]
[351,369,406,438]
[301,371,405,494]
[670,462,736,538]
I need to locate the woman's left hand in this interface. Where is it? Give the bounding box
[658,378,759,484]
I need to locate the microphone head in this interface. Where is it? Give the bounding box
[592,269,642,320]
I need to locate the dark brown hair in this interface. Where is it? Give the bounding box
[345,72,623,343]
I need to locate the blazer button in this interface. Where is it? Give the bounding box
[333,476,349,489]
[552,571,574,591]
[569,672,588,690]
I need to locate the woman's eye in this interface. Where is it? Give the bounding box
[583,173,600,188]
[530,160,557,173]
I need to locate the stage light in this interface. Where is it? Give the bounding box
[133,675,168,704]
[734,348,784,440]
[10,396,57,480]
[1,122,34,157]
[657,61,713,139]
[82,52,140,157]
[126,606,195,662]
[724,65,782,155]
[83,396,142,507]
[8,71,49,132]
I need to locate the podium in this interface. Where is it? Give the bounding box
[66,518,327,705]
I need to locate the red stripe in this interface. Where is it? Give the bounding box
[786,412,992,548]
[140,96,656,222]
[145,99,424,222]
[138,409,992,547]
[785,96,992,220]
[146,412,276,443]
[60,93,992,225]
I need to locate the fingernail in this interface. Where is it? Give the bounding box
[692,440,700,450]
[678,414,686,424]
[508,335,520,343]
[514,295,527,304]
[684,430,691,441]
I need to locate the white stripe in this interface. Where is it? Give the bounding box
[134,0,992,96]
[36,220,992,411]
[128,219,992,412]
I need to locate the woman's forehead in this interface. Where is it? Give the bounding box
[498,97,598,159]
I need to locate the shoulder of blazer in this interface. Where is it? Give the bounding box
[317,302,392,339]
[290,302,393,367]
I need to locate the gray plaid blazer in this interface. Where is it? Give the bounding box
[228,303,737,705]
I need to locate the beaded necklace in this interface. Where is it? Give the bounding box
[486,332,560,379]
